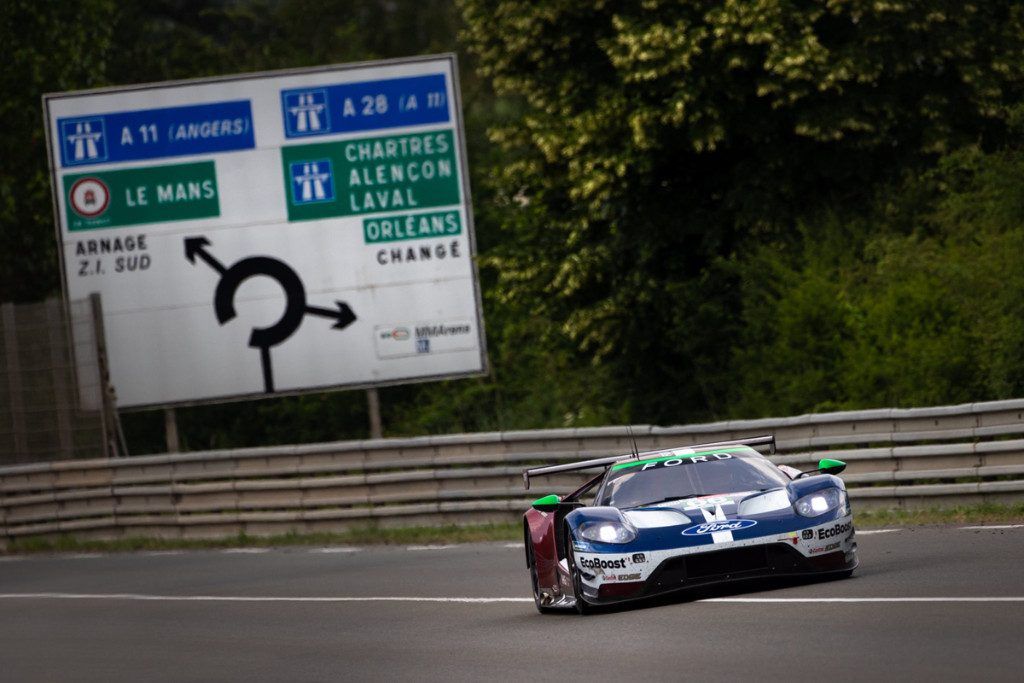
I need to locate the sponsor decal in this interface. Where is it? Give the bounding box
[782,532,800,546]
[617,573,642,581]
[379,327,410,341]
[613,447,748,471]
[374,319,475,359]
[416,322,471,339]
[801,529,815,540]
[817,521,853,540]
[810,541,841,555]
[631,553,646,564]
[579,556,629,571]
[639,453,733,472]
[680,495,737,511]
[682,519,758,536]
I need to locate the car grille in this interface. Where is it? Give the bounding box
[647,543,807,592]
[687,545,768,578]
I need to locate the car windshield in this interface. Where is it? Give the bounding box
[596,446,790,509]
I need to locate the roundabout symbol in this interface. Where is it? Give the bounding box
[184,236,356,393]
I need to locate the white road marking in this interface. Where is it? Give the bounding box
[143,551,184,556]
[960,525,1024,530]
[702,597,1024,603]
[310,547,361,554]
[0,593,532,603]
[220,548,270,554]
[405,545,456,551]
[502,543,522,549]
[857,529,903,535]
[66,554,103,559]
[0,594,1021,605]
[0,556,25,562]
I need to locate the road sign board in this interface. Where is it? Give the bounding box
[44,55,487,409]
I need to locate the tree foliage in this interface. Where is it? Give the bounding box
[460,0,1024,422]
[731,138,1024,414]
[0,0,117,302]
[4,2,1024,453]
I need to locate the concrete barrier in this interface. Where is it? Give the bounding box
[2,398,1024,540]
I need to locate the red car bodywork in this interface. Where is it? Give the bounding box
[525,507,559,592]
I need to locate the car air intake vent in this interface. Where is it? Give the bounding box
[685,546,769,579]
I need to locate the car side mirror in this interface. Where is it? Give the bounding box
[796,458,847,478]
[818,458,846,475]
[531,494,561,512]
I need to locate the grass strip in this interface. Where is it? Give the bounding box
[854,502,1024,527]
[1,523,523,555]
[3,502,1024,554]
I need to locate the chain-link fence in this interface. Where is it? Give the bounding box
[0,296,108,465]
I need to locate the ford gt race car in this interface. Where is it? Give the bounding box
[522,436,857,613]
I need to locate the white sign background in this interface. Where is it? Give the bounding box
[44,55,487,408]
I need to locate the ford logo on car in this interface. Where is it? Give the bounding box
[682,519,758,536]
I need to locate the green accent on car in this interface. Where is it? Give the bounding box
[818,458,847,472]
[611,446,750,471]
[531,494,560,507]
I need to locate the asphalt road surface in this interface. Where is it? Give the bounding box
[1,526,1022,681]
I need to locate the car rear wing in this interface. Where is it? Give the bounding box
[521,434,776,489]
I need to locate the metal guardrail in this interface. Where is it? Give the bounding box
[2,399,1024,541]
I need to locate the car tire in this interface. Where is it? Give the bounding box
[525,534,555,614]
[565,528,593,615]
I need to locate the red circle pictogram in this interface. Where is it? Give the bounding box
[69,177,110,218]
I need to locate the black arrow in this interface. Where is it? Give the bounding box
[184,237,226,275]
[214,256,307,349]
[183,236,358,395]
[305,301,357,330]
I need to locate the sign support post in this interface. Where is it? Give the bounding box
[367,388,382,439]
[164,407,180,452]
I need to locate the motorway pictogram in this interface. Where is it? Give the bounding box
[184,236,356,393]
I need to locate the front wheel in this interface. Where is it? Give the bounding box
[526,538,555,614]
[565,531,593,615]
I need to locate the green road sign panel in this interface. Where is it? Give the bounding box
[282,130,460,222]
[63,161,220,231]
[363,209,461,243]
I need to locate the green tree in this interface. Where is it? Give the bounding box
[460,0,1024,423]
[0,0,117,302]
[730,139,1024,415]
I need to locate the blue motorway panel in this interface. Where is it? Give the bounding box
[58,100,255,168]
[280,74,449,138]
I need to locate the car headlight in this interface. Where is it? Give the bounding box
[794,488,846,517]
[577,519,637,544]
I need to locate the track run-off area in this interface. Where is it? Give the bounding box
[1,527,1022,681]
